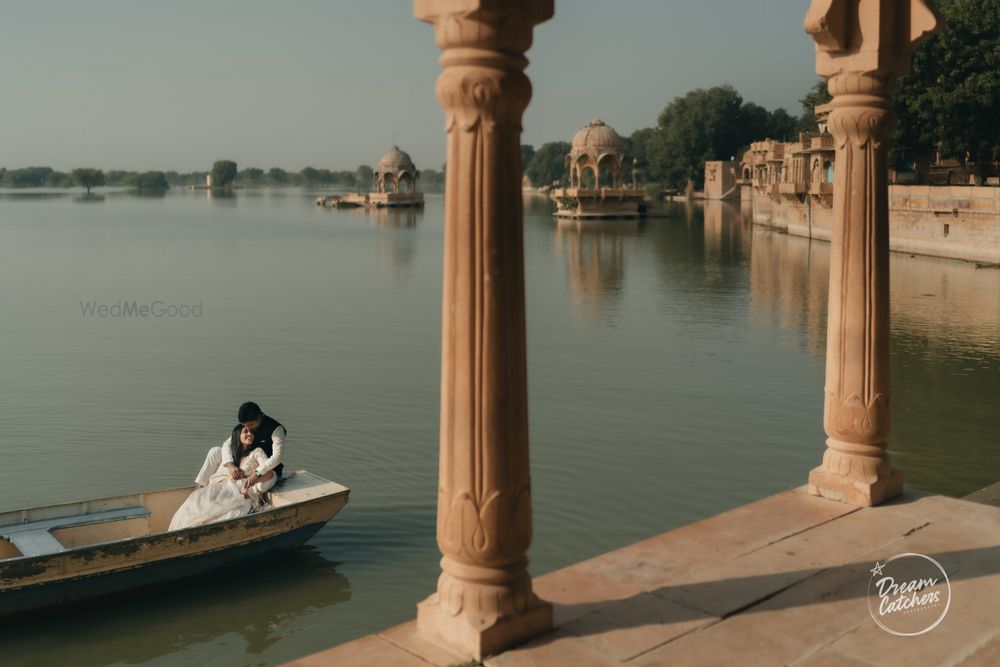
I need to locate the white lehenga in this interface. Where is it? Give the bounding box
[169,448,271,531]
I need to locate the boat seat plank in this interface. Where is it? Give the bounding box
[0,506,150,557]
[6,530,68,558]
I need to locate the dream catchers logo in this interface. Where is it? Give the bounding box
[868,553,951,636]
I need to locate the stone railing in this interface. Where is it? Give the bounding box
[807,135,835,151]
[779,182,807,195]
[889,185,1000,216]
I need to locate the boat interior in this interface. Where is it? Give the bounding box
[0,471,347,561]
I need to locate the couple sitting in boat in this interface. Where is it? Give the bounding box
[169,402,287,531]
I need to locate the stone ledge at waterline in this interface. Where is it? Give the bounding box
[748,184,1000,266]
[286,486,1000,666]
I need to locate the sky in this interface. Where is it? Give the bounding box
[0,0,820,173]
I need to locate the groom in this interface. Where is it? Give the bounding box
[195,401,287,494]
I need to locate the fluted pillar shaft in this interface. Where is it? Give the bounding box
[414,0,553,659]
[804,0,939,506]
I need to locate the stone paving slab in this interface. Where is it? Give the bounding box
[379,621,467,666]
[653,500,929,617]
[956,633,1000,666]
[533,487,855,625]
[483,631,619,667]
[562,592,715,661]
[288,487,1000,667]
[827,547,1000,667]
[286,634,431,666]
[792,648,878,667]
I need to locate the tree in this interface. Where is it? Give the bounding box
[239,167,265,184]
[765,108,798,142]
[355,164,374,188]
[643,85,799,189]
[622,127,661,182]
[797,80,832,134]
[520,144,535,173]
[649,86,748,189]
[421,168,445,189]
[125,171,169,191]
[210,160,238,189]
[299,167,321,184]
[525,141,571,187]
[45,171,71,187]
[3,166,54,187]
[71,168,106,194]
[732,103,799,161]
[894,0,1000,175]
[267,167,289,185]
[105,170,130,186]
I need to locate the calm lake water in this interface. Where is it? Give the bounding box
[0,188,997,665]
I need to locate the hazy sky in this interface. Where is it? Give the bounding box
[0,1,819,172]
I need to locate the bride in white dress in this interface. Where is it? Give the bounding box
[169,425,273,531]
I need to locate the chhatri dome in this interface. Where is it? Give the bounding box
[570,118,625,156]
[374,146,419,194]
[566,118,627,189]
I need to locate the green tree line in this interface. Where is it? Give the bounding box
[1,163,447,191]
[522,84,799,191]
[522,0,998,190]
[6,1,991,195]
[0,167,172,190]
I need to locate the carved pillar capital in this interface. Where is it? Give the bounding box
[416,0,552,132]
[415,0,553,50]
[415,0,553,660]
[805,0,940,79]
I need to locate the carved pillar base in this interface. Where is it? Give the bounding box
[808,445,902,506]
[417,587,552,661]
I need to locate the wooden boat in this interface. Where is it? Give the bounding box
[0,471,348,616]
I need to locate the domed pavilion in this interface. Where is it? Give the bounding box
[369,146,424,208]
[552,119,646,218]
[567,118,627,188]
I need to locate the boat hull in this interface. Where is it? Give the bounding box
[1,475,348,616]
[0,520,326,616]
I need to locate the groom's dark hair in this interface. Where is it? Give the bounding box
[238,401,263,423]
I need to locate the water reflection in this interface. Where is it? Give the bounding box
[523,192,554,217]
[369,207,419,229]
[701,200,752,263]
[646,201,749,304]
[0,188,150,202]
[371,208,420,276]
[892,257,1000,355]
[207,189,237,204]
[738,200,1000,496]
[1,546,350,666]
[747,214,1000,359]
[553,217,640,323]
[73,193,106,204]
[0,189,75,201]
[749,225,830,357]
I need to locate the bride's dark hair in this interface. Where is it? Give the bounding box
[229,425,249,466]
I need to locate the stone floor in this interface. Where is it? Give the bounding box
[289,486,1000,666]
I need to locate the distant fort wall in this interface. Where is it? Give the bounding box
[748,184,1000,265]
[736,134,1000,265]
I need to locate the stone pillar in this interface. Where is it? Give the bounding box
[805,0,939,506]
[413,0,554,660]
